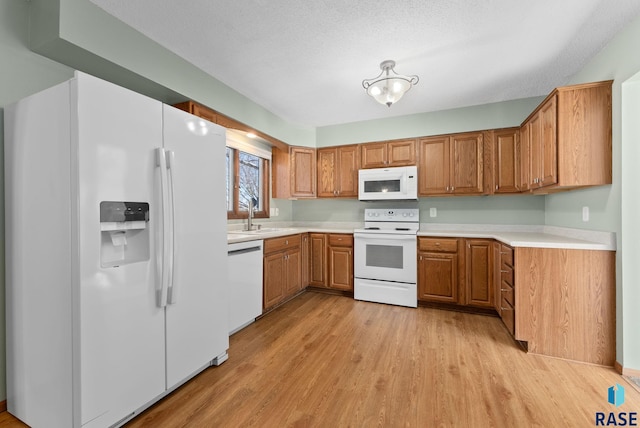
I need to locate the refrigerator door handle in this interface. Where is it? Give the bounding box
[156,147,170,308]
[166,149,177,305]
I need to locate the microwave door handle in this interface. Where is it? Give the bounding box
[403,173,407,194]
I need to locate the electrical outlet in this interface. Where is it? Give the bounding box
[429,208,437,218]
[582,206,589,222]
[270,207,279,217]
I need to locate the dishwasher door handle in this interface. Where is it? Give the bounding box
[228,246,262,256]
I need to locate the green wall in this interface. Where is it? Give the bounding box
[292,196,544,224]
[316,97,543,147]
[1,0,75,403]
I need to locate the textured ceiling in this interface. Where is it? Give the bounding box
[91,0,640,127]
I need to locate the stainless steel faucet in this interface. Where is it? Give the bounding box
[245,199,258,231]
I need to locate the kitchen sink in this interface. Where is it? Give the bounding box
[228,227,297,235]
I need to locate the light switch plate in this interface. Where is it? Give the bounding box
[582,206,589,222]
[429,208,437,218]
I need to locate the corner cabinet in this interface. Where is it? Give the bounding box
[263,235,302,311]
[360,139,416,169]
[309,233,354,292]
[272,146,316,199]
[492,128,520,194]
[418,132,484,196]
[317,145,360,198]
[464,239,494,308]
[520,80,612,193]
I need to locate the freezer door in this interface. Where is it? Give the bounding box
[162,105,229,388]
[75,73,166,427]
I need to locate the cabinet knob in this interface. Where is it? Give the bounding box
[285,240,289,245]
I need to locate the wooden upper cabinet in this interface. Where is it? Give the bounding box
[519,121,531,191]
[273,146,316,199]
[418,136,449,195]
[450,132,484,194]
[418,132,483,196]
[520,80,612,193]
[527,96,557,189]
[493,128,520,193]
[360,139,416,169]
[317,145,359,198]
[291,147,316,197]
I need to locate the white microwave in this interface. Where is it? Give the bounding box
[358,166,418,200]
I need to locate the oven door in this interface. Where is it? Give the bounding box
[354,233,417,284]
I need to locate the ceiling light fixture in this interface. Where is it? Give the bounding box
[362,60,419,107]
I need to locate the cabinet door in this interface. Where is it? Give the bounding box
[285,249,302,296]
[291,147,316,197]
[328,246,353,291]
[418,136,450,195]
[418,252,458,303]
[309,233,327,287]
[263,252,284,309]
[450,132,484,194]
[494,129,519,193]
[336,145,359,197]
[529,113,542,188]
[493,241,502,315]
[317,148,337,197]
[360,142,387,169]
[465,240,494,308]
[519,121,530,191]
[301,234,309,288]
[540,96,558,187]
[387,139,416,166]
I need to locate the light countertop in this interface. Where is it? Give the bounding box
[227,222,616,251]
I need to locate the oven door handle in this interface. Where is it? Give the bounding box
[354,233,417,242]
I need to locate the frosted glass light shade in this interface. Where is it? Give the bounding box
[362,60,419,107]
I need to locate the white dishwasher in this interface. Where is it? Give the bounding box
[227,240,263,335]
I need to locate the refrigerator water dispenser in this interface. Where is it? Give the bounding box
[100,201,150,267]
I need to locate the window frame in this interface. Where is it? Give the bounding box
[227,147,270,220]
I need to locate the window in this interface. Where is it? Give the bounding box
[226,133,270,219]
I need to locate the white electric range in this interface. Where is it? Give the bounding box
[353,208,419,308]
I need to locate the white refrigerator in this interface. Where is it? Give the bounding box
[5,71,229,428]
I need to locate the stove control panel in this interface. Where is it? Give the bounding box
[364,208,419,222]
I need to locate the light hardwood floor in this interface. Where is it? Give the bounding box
[1,291,638,427]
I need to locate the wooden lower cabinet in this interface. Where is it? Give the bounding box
[464,239,494,308]
[496,243,515,335]
[418,237,494,309]
[309,233,353,291]
[309,233,327,287]
[418,237,459,303]
[301,233,309,287]
[328,234,353,291]
[514,247,615,365]
[263,234,302,311]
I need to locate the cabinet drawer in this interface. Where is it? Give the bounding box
[264,234,301,254]
[328,234,353,247]
[500,264,514,285]
[500,244,514,267]
[501,281,514,306]
[500,297,515,336]
[419,238,458,253]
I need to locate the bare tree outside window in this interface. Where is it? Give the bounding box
[226,147,269,219]
[238,151,261,211]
